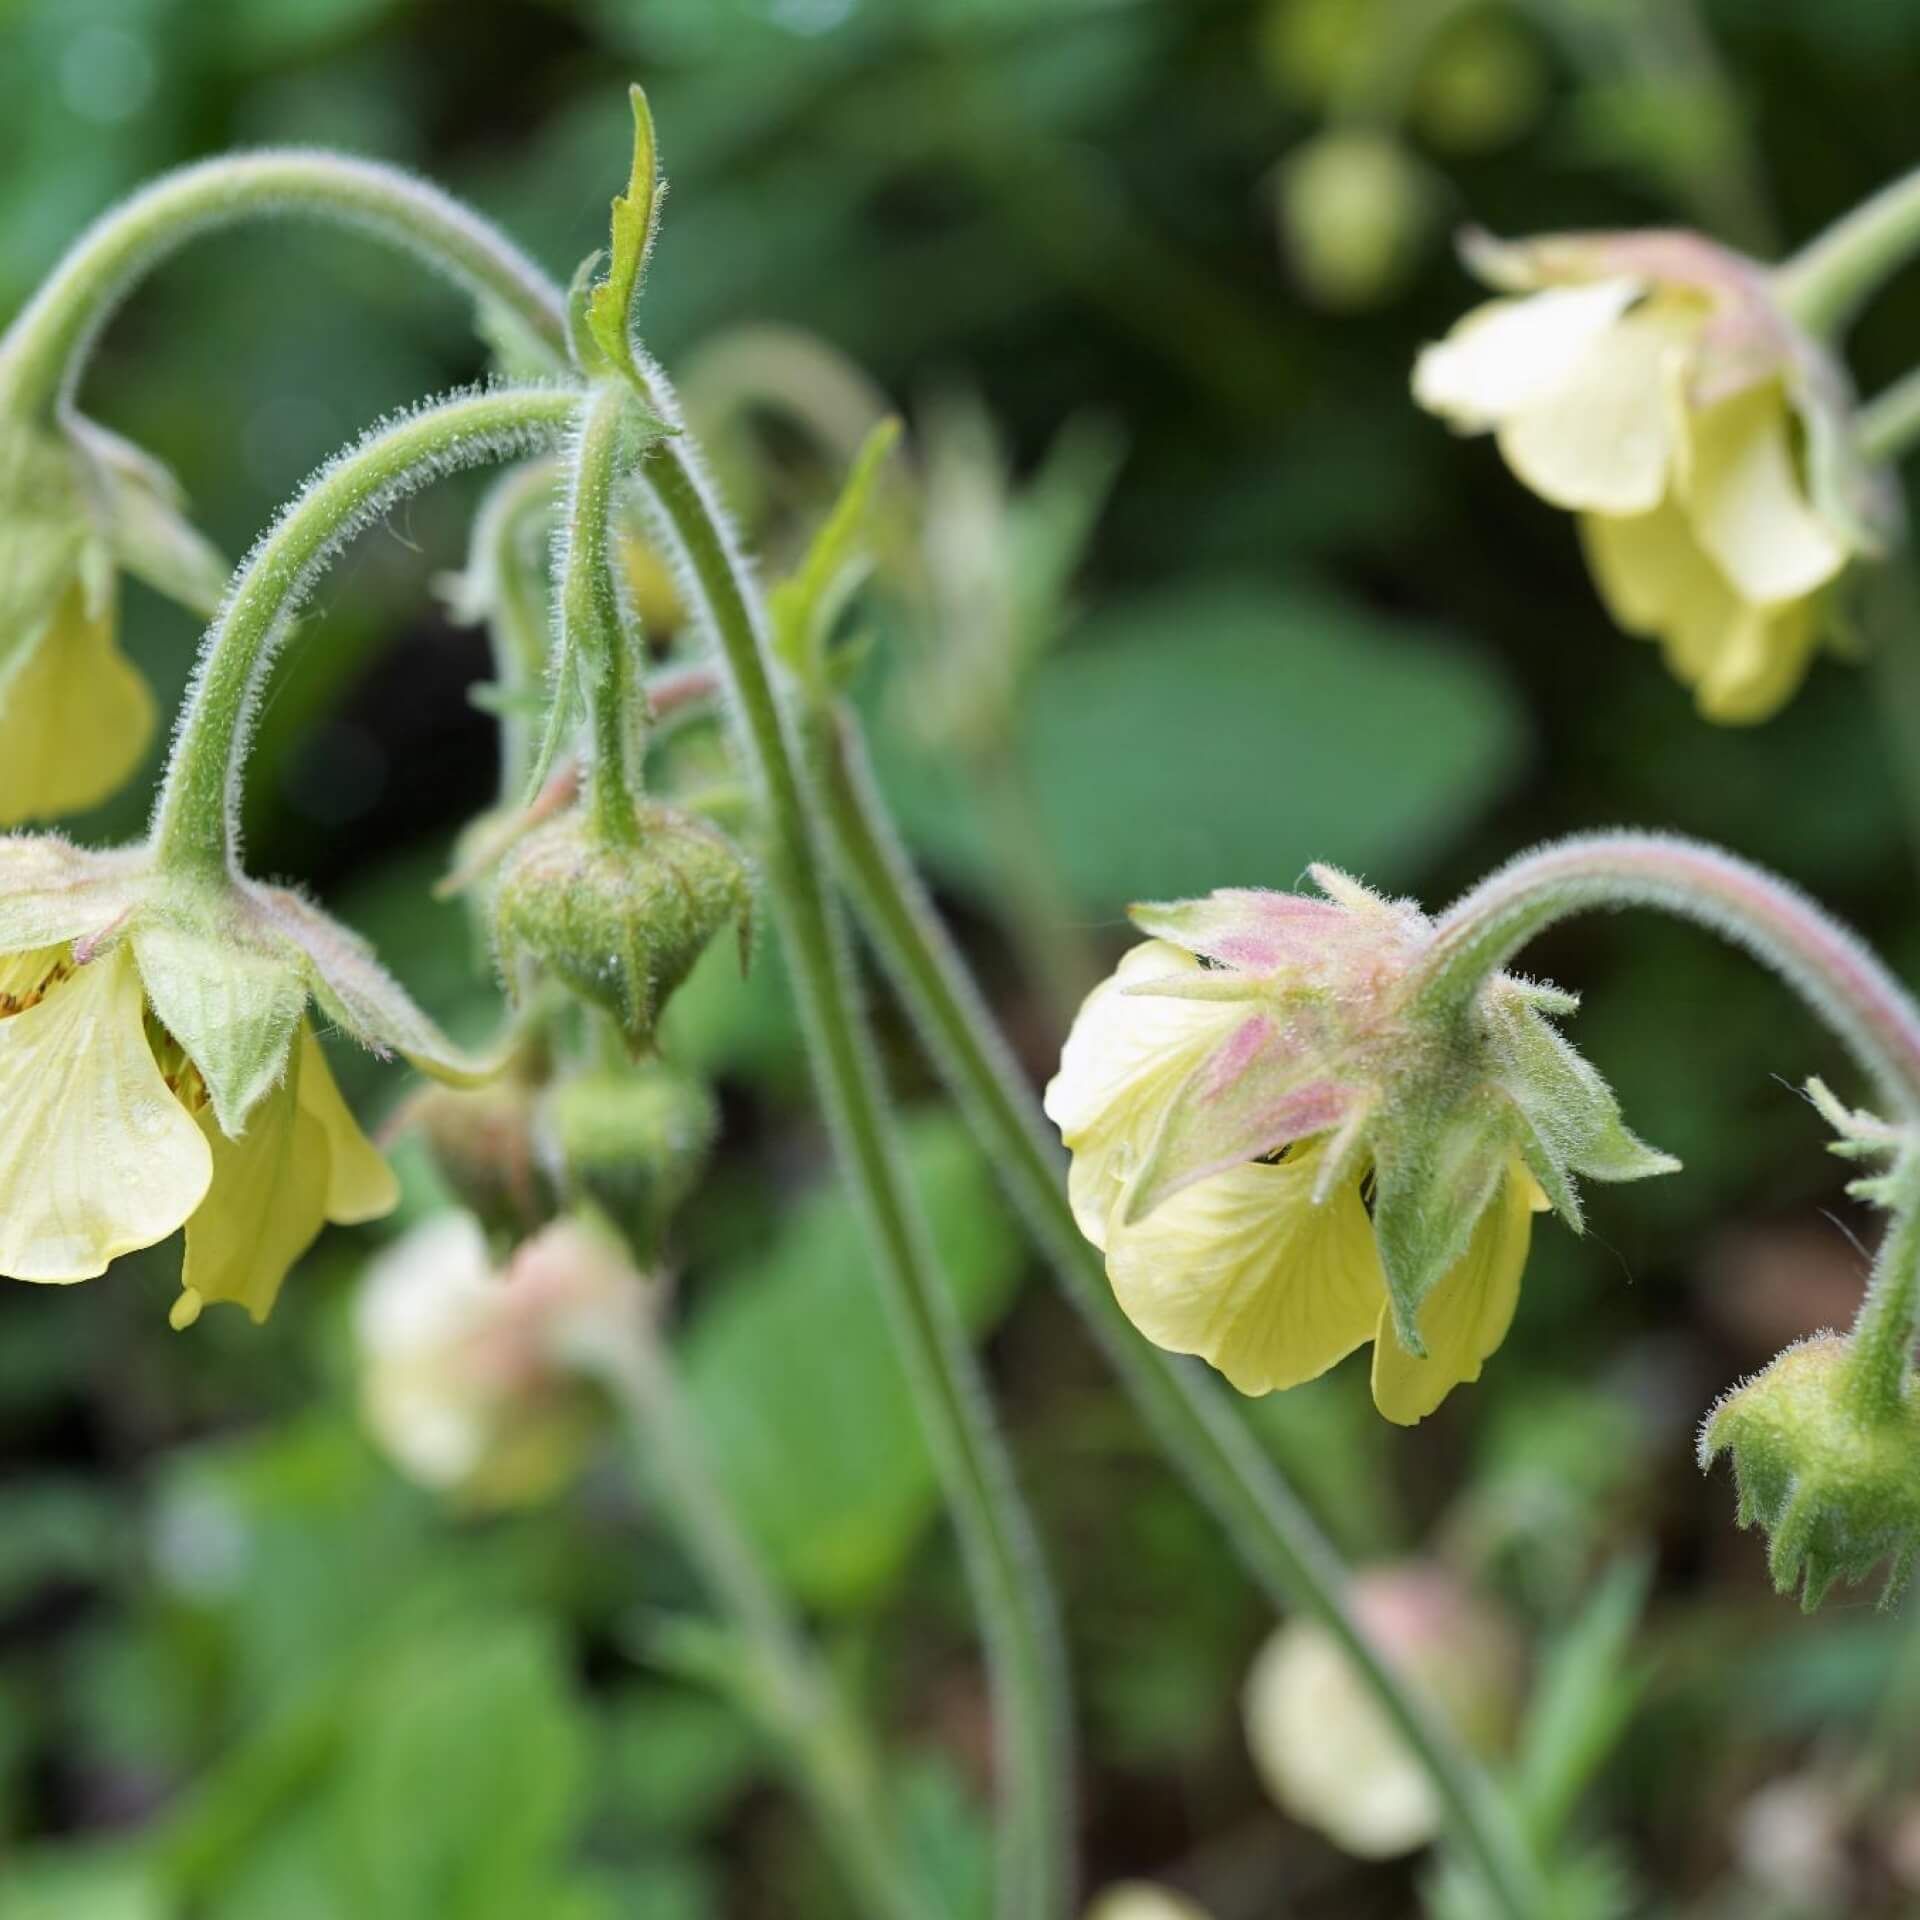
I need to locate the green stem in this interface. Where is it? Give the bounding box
[1858,369,1920,468]
[562,384,647,847]
[1843,1166,1920,1421]
[625,381,1071,1919]
[0,150,566,414]
[1415,832,1920,1118]
[1773,163,1920,341]
[149,385,580,879]
[594,1324,941,1920]
[814,708,1547,1920]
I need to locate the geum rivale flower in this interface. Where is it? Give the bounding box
[1044,869,1676,1422]
[1415,230,1889,723]
[0,408,227,821]
[0,835,495,1327]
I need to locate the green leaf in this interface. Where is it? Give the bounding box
[770,416,901,690]
[337,1617,590,1920]
[587,84,662,380]
[865,578,1527,917]
[680,1111,1025,1610]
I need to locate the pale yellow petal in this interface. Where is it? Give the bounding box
[295,1027,399,1224]
[1680,382,1847,606]
[1044,941,1243,1247]
[0,946,210,1280]
[1692,598,1819,726]
[1495,304,1691,513]
[178,1069,330,1326]
[1105,1150,1385,1396]
[0,588,154,825]
[1413,280,1640,430]
[1370,1164,1537,1424]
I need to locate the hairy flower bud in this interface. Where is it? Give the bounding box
[492,805,751,1049]
[1700,1334,1920,1609]
[1276,130,1434,311]
[405,1072,559,1243]
[543,1060,717,1261]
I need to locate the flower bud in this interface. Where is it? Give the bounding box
[493,805,751,1050]
[1699,1333,1920,1609]
[354,1214,643,1508]
[1276,131,1434,311]
[543,1059,717,1261]
[1243,1563,1522,1857]
[404,1073,559,1243]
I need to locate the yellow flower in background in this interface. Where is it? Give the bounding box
[355,1216,640,1508]
[1244,1562,1521,1857]
[1044,877,1673,1423]
[1083,1883,1214,1920]
[0,412,226,822]
[1414,231,1886,723]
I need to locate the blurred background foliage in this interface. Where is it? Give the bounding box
[3,0,1920,1914]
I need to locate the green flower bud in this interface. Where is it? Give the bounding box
[544,1060,717,1260]
[1275,131,1435,312]
[493,805,752,1050]
[1700,1334,1920,1610]
[405,1073,559,1243]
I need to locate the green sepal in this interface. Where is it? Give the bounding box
[1369,1113,1508,1354]
[1482,985,1677,1228]
[769,417,901,692]
[1700,1334,1920,1610]
[586,84,662,383]
[566,250,613,380]
[0,835,146,955]
[69,417,228,617]
[132,914,306,1137]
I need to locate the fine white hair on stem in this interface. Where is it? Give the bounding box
[151,381,581,872]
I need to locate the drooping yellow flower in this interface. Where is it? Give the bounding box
[0,834,492,1326]
[0,411,226,822]
[1044,875,1674,1422]
[1414,231,1887,722]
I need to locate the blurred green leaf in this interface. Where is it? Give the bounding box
[868,579,1528,914]
[680,1111,1025,1610]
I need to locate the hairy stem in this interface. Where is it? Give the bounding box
[1858,368,1920,469]
[560,385,647,847]
[0,150,566,414]
[1418,832,1920,1117]
[150,385,580,878]
[814,708,1547,1920]
[595,1326,941,1920]
[1773,163,1920,341]
[625,378,1071,1918]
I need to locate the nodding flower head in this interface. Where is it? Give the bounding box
[1044,867,1676,1423]
[0,833,495,1328]
[1414,228,1889,724]
[0,409,227,822]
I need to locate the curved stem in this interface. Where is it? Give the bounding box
[595,1326,941,1920]
[1846,1177,1920,1421]
[624,375,1072,1919]
[560,384,646,847]
[1416,833,1920,1118]
[1858,368,1920,469]
[149,384,581,879]
[1773,163,1920,342]
[814,708,1546,1920]
[0,150,567,414]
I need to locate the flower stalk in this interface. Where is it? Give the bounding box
[1774,163,1920,342]
[622,379,1072,1917]
[0,150,566,415]
[587,1320,940,1920]
[811,708,1547,1920]
[149,385,581,880]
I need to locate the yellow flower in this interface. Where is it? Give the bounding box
[1243,1562,1521,1857]
[1414,231,1886,722]
[0,835,492,1326]
[355,1215,639,1508]
[1083,1885,1214,1920]
[1044,876,1674,1422]
[0,412,226,822]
